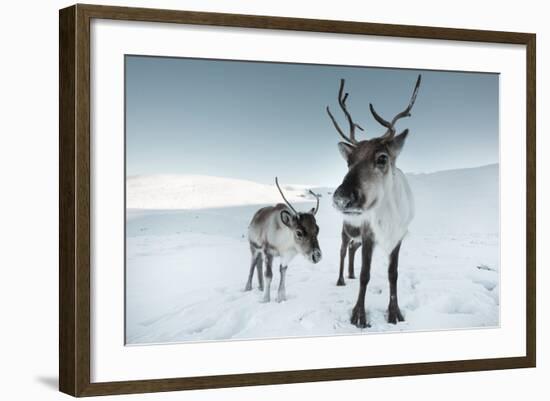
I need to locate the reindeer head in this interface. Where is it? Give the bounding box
[276,178,322,263]
[326,75,421,215]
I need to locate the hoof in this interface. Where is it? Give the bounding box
[261,295,270,303]
[258,285,264,291]
[387,306,405,324]
[244,283,252,291]
[348,274,356,279]
[276,296,287,303]
[336,277,346,286]
[351,305,370,328]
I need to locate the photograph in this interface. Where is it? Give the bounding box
[124,55,500,345]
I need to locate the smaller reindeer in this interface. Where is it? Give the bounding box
[245,178,322,303]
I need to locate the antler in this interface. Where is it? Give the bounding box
[326,79,364,145]
[369,74,422,140]
[308,190,320,215]
[275,177,298,215]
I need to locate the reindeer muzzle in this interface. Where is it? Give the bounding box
[333,185,363,214]
[311,249,322,264]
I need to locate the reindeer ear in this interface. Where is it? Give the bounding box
[338,142,355,162]
[280,210,295,228]
[389,129,409,157]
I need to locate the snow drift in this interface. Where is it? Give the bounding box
[127,174,310,210]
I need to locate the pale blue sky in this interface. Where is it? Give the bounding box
[125,55,499,186]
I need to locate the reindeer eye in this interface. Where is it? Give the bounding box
[296,230,304,238]
[376,154,388,167]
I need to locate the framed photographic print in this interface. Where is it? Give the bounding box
[59,4,536,397]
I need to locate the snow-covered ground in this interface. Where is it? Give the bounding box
[125,164,499,345]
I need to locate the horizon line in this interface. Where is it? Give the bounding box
[126,162,499,186]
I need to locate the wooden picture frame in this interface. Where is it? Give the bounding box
[59,3,536,397]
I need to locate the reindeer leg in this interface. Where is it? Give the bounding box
[351,229,374,328]
[262,252,273,303]
[348,241,361,279]
[277,265,288,302]
[387,241,405,324]
[245,245,257,291]
[337,228,350,286]
[256,253,264,291]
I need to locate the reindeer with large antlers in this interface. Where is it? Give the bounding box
[326,75,421,327]
[245,178,322,303]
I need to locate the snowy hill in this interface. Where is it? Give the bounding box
[127,164,499,235]
[127,174,312,210]
[408,164,498,234]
